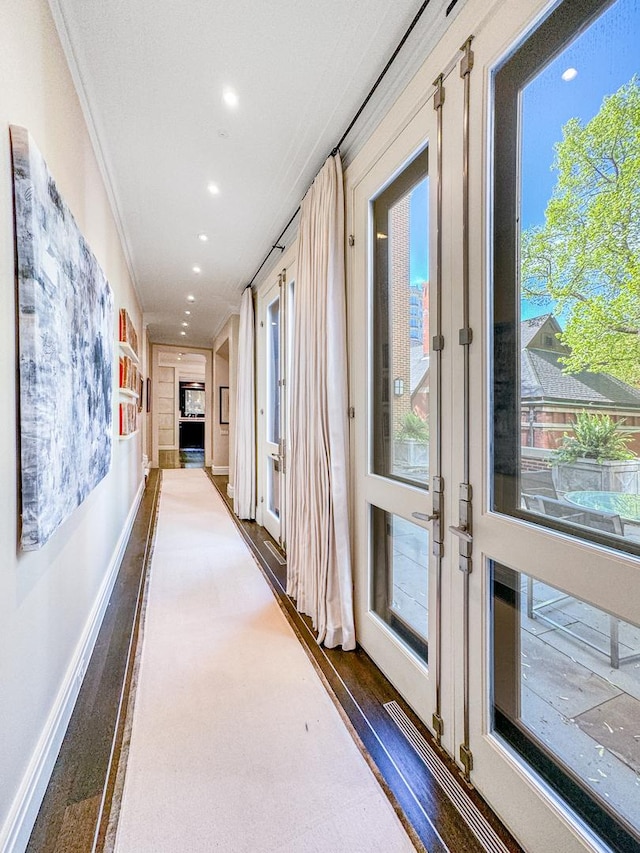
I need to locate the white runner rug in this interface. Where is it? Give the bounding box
[114,469,416,852]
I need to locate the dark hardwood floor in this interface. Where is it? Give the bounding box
[26,471,161,853]
[27,468,523,853]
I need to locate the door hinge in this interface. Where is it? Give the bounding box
[459,743,473,779]
[432,712,444,742]
[348,406,355,419]
[348,235,355,247]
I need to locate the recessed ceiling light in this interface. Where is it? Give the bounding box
[198,233,208,242]
[180,331,187,336]
[223,88,239,108]
[185,310,191,315]
[561,67,578,81]
[182,322,189,327]
[207,182,220,195]
[192,265,201,274]
[177,356,182,361]
[187,295,196,302]
[218,129,230,139]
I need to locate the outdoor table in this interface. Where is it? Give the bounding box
[564,490,640,523]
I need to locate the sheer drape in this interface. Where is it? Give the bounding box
[287,152,355,651]
[234,287,256,520]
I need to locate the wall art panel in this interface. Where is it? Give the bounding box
[10,125,114,550]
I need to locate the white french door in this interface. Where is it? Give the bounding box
[350,101,441,726]
[350,0,640,850]
[258,266,294,547]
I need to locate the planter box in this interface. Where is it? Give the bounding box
[393,438,429,479]
[553,458,640,496]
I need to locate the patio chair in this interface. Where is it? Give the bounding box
[525,578,633,668]
[526,494,624,535]
[520,469,557,499]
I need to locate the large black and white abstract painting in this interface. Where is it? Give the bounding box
[11,126,113,551]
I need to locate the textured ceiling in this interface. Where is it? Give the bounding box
[50,0,454,347]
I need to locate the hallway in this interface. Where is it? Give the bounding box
[27,472,522,853]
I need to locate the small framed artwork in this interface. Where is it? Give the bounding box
[219,386,229,424]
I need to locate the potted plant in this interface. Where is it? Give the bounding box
[552,412,639,495]
[394,412,429,473]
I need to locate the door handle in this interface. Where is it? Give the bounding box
[448,524,472,543]
[412,511,439,522]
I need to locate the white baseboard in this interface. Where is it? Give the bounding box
[212,466,229,475]
[227,483,235,499]
[0,479,145,853]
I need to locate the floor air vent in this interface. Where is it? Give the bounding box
[384,701,511,853]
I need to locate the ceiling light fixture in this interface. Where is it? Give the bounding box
[223,88,239,108]
[182,322,189,327]
[192,265,201,274]
[180,331,187,336]
[186,295,196,303]
[185,310,191,315]
[561,67,578,81]
[207,182,220,195]
[197,233,208,242]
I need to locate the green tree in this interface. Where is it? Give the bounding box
[521,76,640,384]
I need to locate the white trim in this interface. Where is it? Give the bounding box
[0,480,145,853]
[211,466,229,475]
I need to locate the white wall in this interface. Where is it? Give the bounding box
[0,1,144,848]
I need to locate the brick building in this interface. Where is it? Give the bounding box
[521,314,640,460]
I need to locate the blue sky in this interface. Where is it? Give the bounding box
[407,0,638,314]
[520,0,638,319]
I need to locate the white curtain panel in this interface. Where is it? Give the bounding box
[234,287,256,520]
[287,152,355,651]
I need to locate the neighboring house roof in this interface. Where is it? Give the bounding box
[521,313,556,349]
[521,314,640,409]
[410,343,429,395]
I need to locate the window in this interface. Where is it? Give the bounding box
[492,0,640,555]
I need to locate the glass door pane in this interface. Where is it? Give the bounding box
[267,297,280,446]
[493,0,640,554]
[372,151,430,489]
[371,509,429,660]
[492,562,640,850]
